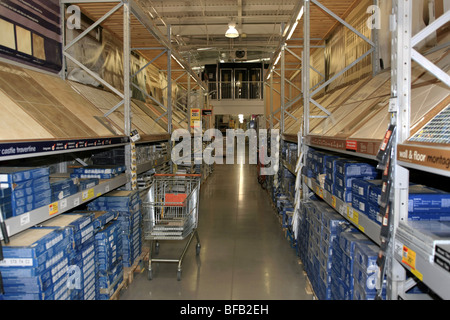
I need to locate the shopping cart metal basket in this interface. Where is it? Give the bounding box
[142,174,201,281]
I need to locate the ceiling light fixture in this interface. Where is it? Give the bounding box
[286,6,304,41]
[225,21,239,38]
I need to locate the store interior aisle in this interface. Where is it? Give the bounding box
[120,163,312,300]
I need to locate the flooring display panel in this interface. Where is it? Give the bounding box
[24,69,121,137]
[69,81,168,136]
[0,90,53,140]
[0,62,98,139]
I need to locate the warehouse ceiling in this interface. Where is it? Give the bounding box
[76,0,362,76]
[143,0,298,67]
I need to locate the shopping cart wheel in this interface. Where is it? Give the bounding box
[177,269,182,281]
[148,269,153,281]
[196,243,201,255]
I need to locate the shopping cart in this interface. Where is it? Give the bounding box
[142,174,201,281]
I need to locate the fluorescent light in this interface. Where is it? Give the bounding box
[286,6,304,41]
[274,52,282,66]
[286,21,298,41]
[297,6,304,21]
[225,22,239,38]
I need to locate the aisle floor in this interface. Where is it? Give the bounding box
[120,163,313,300]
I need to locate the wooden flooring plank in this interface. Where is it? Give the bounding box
[25,69,121,137]
[0,90,54,140]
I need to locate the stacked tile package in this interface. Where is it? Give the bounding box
[69,209,122,300]
[87,191,142,268]
[307,147,450,223]
[40,213,98,300]
[352,180,450,224]
[70,165,126,180]
[94,219,123,300]
[0,227,72,300]
[0,196,140,301]
[296,198,387,300]
[0,167,52,217]
[0,187,12,220]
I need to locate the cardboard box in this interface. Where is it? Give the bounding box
[334,160,379,177]
[79,178,99,190]
[368,180,383,205]
[352,179,377,198]
[334,185,352,203]
[0,227,70,265]
[70,173,118,180]
[408,185,450,213]
[41,214,95,249]
[69,210,116,230]
[367,202,382,225]
[352,194,368,214]
[73,165,126,175]
[353,241,379,274]
[0,167,49,184]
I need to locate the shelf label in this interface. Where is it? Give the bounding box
[315,186,323,198]
[331,196,337,208]
[60,199,67,210]
[82,188,95,201]
[402,245,423,281]
[49,202,58,216]
[20,213,30,226]
[347,207,359,225]
[346,140,358,151]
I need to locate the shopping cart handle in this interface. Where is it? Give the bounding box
[154,174,202,177]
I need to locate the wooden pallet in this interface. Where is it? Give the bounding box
[109,248,150,300]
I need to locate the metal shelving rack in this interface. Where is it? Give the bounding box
[273,0,450,300]
[0,0,207,241]
[388,0,450,301]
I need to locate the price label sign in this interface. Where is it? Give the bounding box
[402,245,423,280]
[49,202,59,216]
[82,188,95,201]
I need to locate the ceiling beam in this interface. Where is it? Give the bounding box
[150,3,295,14]
[166,23,284,37]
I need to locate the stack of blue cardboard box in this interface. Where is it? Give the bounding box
[352,179,450,224]
[282,142,298,168]
[0,187,12,220]
[330,222,387,300]
[0,167,52,217]
[351,179,382,223]
[299,198,347,300]
[94,219,123,300]
[0,227,72,300]
[87,190,142,299]
[41,213,98,300]
[87,190,142,268]
[49,177,79,202]
[70,165,126,180]
[333,159,380,204]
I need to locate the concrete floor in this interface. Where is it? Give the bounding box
[119,162,312,300]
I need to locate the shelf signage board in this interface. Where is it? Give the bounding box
[0,0,62,73]
[191,109,201,128]
[398,144,450,173]
[0,137,128,160]
[305,136,381,157]
[202,109,213,116]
